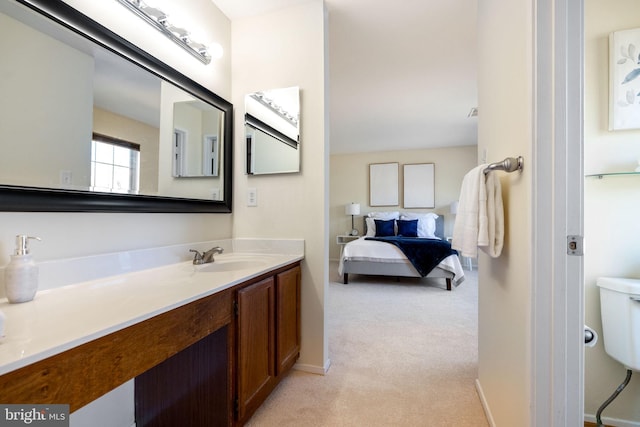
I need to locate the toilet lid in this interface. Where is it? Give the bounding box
[597,277,640,294]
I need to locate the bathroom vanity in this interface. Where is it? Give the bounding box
[136,261,301,426]
[0,247,302,427]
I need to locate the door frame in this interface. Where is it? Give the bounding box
[532,0,584,425]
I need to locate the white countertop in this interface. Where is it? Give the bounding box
[0,246,303,376]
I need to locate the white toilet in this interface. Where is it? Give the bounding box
[597,277,640,371]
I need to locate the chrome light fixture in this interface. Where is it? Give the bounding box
[250,92,299,127]
[114,0,217,64]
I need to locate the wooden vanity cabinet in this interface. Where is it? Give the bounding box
[235,264,301,425]
[134,262,300,427]
[0,260,301,427]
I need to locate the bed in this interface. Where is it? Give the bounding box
[338,213,465,290]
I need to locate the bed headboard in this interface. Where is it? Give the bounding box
[362,215,445,239]
[434,216,444,239]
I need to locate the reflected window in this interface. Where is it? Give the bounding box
[91,133,140,194]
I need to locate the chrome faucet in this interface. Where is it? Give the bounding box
[189,246,224,265]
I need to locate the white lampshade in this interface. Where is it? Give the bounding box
[450,201,459,215]
[345,203,360,216]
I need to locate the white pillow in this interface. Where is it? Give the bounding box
[400,213,438,238]
[367,211,399,219]
[366,212,399,236]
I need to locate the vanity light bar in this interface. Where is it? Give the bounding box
[251,93,299,127]
[115,0,212,64]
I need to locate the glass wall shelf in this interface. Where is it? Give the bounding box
[585,171,640,179]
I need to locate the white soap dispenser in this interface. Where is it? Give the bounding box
[4,235,41,304]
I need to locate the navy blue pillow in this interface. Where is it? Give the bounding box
[397,219,418,237]
[374,219,395,237]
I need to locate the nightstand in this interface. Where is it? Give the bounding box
[336,234,360,258]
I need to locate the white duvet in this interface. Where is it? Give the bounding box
[338,237,465,284]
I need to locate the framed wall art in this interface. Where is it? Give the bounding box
[610,27,640,130]
[403,163,435,208]
[369,162,399,206]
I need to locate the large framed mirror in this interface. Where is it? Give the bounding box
[0,0,233,213]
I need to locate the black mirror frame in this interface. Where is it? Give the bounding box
[0,0,233,213]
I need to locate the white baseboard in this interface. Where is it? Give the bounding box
[294,358,331,375]
[584,414,640,427]
[473,380,640,427]
[475,379,496,427]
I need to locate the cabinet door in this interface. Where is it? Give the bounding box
[236,277,275,422]
[276,266,301,375]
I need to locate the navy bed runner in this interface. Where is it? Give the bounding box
[364,237,458,276]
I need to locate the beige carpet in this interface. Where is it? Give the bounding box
[245,262,489,427]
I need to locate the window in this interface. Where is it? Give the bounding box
[91,133,140,194]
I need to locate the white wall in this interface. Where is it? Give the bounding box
[231,1,329,372]
[0,10,93,189]
[329,146,477,261]
[584,0,640,422]
[476,0,533,425]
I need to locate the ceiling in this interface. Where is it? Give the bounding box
[213,0,478,154]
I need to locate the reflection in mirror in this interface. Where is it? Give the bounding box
[172,100,223,179]
[245,87,300,175]
[91,133,141,194]
[0,0,232,212]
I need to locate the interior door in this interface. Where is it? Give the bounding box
[532,0,585,424]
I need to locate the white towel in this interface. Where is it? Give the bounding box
[482,170,504,258]
[451,165,504,258]
[452,165,487,258]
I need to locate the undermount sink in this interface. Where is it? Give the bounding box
[193,256,268,273]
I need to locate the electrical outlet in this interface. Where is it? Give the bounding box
[247,188,257,206]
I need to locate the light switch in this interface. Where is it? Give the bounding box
[481,148,488,163]
[247,188,257,206]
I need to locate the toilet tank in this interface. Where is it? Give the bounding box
[597,277,640,371]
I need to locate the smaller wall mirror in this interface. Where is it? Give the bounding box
[245,86,300,175]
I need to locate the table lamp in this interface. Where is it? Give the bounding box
[345,203,360,236]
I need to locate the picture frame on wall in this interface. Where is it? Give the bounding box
[369,162,399,206]
[403,163,435,208]
[609,27,640,130]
